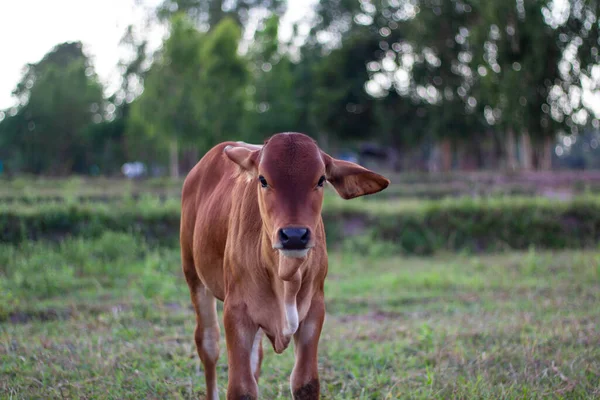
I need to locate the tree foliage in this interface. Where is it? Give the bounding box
[3,0,600,175]
[127,14,249,176]
[0,42,104,175]
[247,14,302,137]
[156,0,286,30]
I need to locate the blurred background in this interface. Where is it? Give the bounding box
[1,1,600,399]
[2,0,600,178]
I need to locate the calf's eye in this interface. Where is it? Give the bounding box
[317,175,326,187]
[259,175,268,188]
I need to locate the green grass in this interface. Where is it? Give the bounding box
[3,194,600,254]
[1,234,599,398]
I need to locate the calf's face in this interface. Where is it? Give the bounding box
[225,133,389,259]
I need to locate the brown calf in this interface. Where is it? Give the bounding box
[180,133,389,399]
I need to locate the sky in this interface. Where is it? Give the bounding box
[0,0,315,110]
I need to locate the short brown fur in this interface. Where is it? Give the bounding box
[180,133,389,399]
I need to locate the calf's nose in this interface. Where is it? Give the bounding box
[278,227,311,250]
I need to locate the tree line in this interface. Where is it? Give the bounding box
[1,0,600,176]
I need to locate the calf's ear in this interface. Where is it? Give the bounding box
[224,145,259,174]
[322,152,390,199]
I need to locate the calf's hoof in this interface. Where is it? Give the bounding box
[293,379,319,400]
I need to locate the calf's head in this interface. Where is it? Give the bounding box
[225,133,389,259]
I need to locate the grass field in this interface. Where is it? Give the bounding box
[1,233,599,399]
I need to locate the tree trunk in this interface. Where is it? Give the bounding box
[492,130,504,170]
[440,138,452,172]
[169,139,179,179]
[538,136,554,170]
[505,129,518,171]
[483,131,499,170]
[474,134,485,170]
[456,141,466,170]
[182,147,199,175]
[428,142,440,172]
[460,138,481,171]
[519,132,533,171]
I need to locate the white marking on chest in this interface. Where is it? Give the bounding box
[250,329,262,376]
[283,302,299,336]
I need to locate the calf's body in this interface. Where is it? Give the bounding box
[180,133,389,399]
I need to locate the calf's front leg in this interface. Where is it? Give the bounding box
[290,293,325,400]
[223,301,260,400]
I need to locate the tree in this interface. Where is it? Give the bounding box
[156,0,286,30]
[299,0,483,169]
[200,17,250,144]
[127,14,205,178]
[0,42,104,175]
[247,14,302,137]
[354,0,485,171]
[81,25,152,176]
[319,0,600,171]
[128,14,249,177]
[311,28,383,144]
[470,0,600,170]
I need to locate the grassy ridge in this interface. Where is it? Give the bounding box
[2,195,600,254]
[2,171,600,204]
[327,195,600,254]
[3,170,600,190]
[0,182,599,204]
[1,234,599,398]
